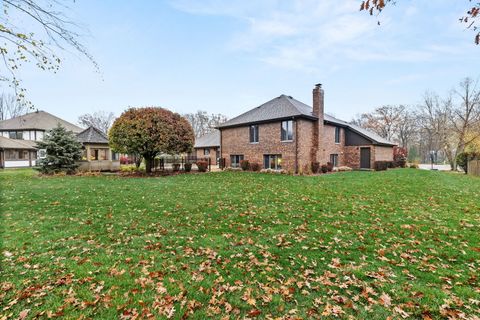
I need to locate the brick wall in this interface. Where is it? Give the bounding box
[344,145,394,169]
[221,121,297,171]
[374,146,394,161]
[296,119,315,172]
[195,147,218,165]
[320,125,345,165]
[221,119,393,171]
[344,146,362,169]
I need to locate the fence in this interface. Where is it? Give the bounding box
[152,156,226,172]
[468,160,480,176]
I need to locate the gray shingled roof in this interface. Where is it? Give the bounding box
[323,114,395,146]
[218,94,396,146]
[76,126,109,144]
[0,136,37,149]
[194,130,220,148]
[217,95,316,128]
[0,110,83,133]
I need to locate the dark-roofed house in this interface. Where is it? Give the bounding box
[0,110,83,168]
[76,126,120,171]
[217,84,396,172]
[194,131,220,165]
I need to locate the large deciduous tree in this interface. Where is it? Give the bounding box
[109,107,194,173]
[1,0,96,102]
[78,111,115,134]
[35,124,83,174]
[360,0,480,44]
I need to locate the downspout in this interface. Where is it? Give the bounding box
[294,117,298,174]
[219,129,223,169]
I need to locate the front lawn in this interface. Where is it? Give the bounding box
[1,169,479,319]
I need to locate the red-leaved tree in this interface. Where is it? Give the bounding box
[109,107,194,173]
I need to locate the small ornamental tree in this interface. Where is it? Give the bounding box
[109,107,194,173]
[35,124,83,174]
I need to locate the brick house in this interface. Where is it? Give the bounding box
[193,130,220,165]
[217,84,395,172]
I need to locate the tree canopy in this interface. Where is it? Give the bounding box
[360,0,480,44]
[109,107,194,173]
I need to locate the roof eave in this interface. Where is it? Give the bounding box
[217,114,317,129]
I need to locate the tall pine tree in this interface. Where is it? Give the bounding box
[36,125,83,174]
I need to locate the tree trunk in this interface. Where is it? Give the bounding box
[134,154,142,168]
[144,156,153,173]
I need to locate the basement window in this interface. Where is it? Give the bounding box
[264,154,282,170]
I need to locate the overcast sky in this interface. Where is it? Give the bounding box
[14,0,480,124]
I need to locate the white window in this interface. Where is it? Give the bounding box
[38,149,47,158]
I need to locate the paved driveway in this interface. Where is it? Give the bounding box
[418,164,454,171]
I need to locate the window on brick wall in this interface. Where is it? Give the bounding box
[334,127,340,144]
[263,154,282,170]
[249,125,259,143]
[330,154,338,167]
[204,148,210,156]
[230,155,244,168]
[281,120,293,141]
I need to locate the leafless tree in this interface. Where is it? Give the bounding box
[0,93,29,120]
[444,78,480,169]
[184,110,228,138]
[352,105,407,141]
[397,109,418,150]
[78,111,115,134]
[417,91,450,163]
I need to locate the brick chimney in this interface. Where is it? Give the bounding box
[312,83,324,119]
[311,83,324,163]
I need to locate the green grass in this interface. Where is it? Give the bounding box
[1,169,479,319]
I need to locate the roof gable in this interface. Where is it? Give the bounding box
[76,126,109,144]
[0,111,83,133]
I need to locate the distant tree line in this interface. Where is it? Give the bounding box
[183,110,228,138]
[351,77,480,170]
[0,93,29,120]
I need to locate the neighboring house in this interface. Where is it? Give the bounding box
[76,126,120,171]
[0,110,83,140]
[217,84,396,172]
[0,136,38,168]
[0,110,83,168]
[0,111,119,171]
[193,131,220,165]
